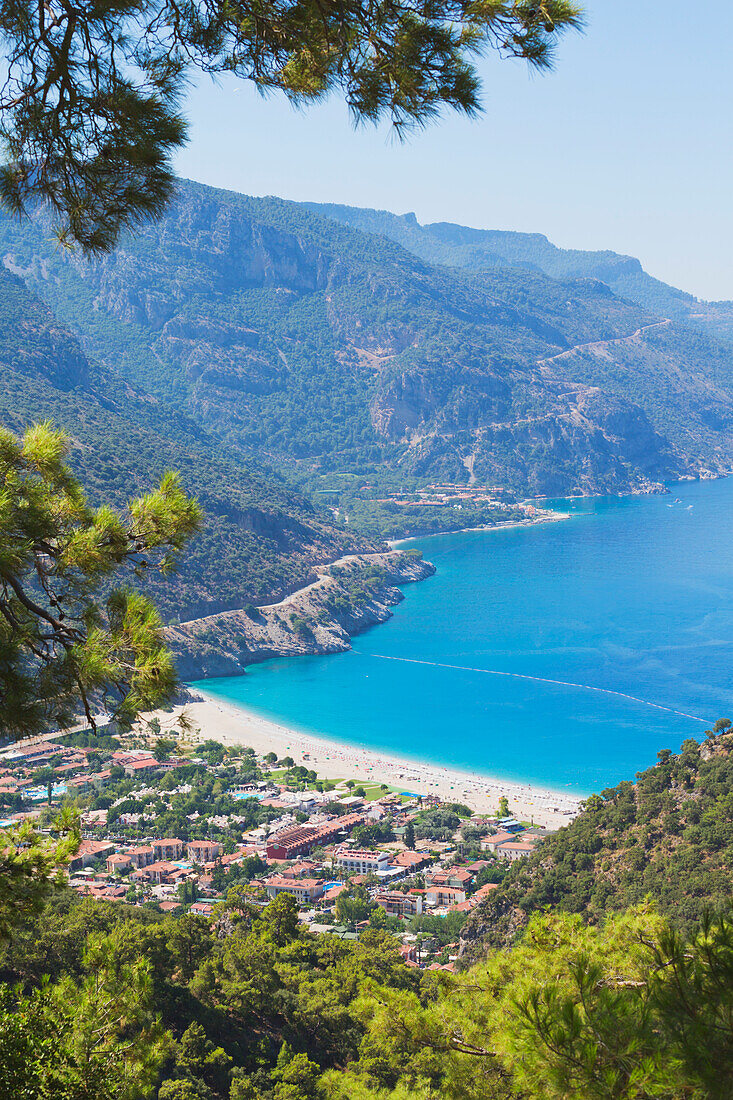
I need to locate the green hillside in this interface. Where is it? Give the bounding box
[3,179,733,500]
[0,268,372,621]
[460,720,733,963]
[307,201,733,328]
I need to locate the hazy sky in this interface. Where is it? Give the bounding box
[174,0,733,301]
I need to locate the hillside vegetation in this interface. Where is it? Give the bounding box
[307,201,733,331]
[460,720,733,962]
[2,727,732,1099]
[2,180,733,499]
[0,268,373,622]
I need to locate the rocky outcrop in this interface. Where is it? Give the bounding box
[5,182,733,501]
[166,549,435,679]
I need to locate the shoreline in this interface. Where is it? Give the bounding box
[387,510,571,548]
[159,509,582,830]
[148,692,584,830]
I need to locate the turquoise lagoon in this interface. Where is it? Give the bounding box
[191,478,733,796]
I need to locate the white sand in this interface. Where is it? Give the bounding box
[387,511,571,548]
[147,693,583,829]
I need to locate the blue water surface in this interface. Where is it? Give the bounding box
[191,479,733,795]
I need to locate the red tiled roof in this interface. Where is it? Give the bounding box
[472,883,499,900]
[267,875,322,889]
[484,831,516,845]
[77,839,115,857]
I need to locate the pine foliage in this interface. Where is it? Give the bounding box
[0,421,201,738]
[0,0,581,251]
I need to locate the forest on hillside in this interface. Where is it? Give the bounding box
[3,181,733,504]
[2,726,733,1099]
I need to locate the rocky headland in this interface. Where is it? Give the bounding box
[166,549,435,680]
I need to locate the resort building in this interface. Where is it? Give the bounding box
[153,838,186,861]
[132,860,193,885]
[425,885,467,908]
[266,825,320,861]
[471,882,500,903]
[187,840,221,863]
[264,876,324,904]
[106,853,132,874]
[189,901,215,917]
[425,868,473,891]
[127,845,155,868]
[375,890,424,918]
[279,861,319,879]
[334,847,391,876]
[495,838,538,861]
[481,831,519,853]
[266,814,365,860]
[393,850,433,872]
[69,840,116,872]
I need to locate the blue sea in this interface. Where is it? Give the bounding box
[191,478,733,796]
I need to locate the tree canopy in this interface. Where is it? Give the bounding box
[0,421,200,739]
[0,0,582,252]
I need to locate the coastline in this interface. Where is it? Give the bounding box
[166,549,435,680]
[146,692,583,830]
[387,510,571,547]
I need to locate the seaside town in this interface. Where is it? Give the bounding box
[0,716,554,972]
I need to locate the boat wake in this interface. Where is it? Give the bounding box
[364,653,707,724]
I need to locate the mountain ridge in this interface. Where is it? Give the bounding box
[304,200,733,321]
[2,179,732,503]
[0,266,377,624]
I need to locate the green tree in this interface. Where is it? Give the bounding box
[0,942,166,1099]
[273,1046,322,1100]
[327,905,733,1100]
[178,879,199,906]
[335,885,376,926]
[0,1,581,253]
[497,796,510,818]
[158,1080,214,1100]
[262,893,300,947]
[404,820,416,849]
[0,423,200,739]
[170,1021,233,1096]
[166,914,213,982]
[0,809,79,940]
[154,737,177,762]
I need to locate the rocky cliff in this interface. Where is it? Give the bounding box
[166,550,435,679]
[0,267,375,621]
[3,180,733,501]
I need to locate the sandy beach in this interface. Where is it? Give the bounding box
[387,510,571,548]
[146,692,583,830]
